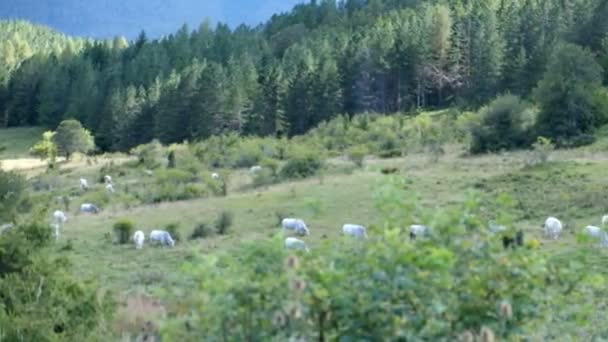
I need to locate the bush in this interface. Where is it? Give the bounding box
[113,219,135,244]
[215,211,233,236]
[0,170,27,222]
[469,95,535,154]
[232,141,263,168]
[260,158,280,177]
[156,169,195,185]
[190,223,213,240]
[172,178,608,339]
[526,136,555,166]
[0,222,115,340]
[162,181,592,340]
[347,145,368,168]
[131,140,162,169]
[252,168,277,188]
[280,154,323,180]
[165,223,181,242]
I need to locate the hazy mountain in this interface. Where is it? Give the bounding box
[0,0,304,38]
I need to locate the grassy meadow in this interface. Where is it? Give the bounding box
[4,124,608,339]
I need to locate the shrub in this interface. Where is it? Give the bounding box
[469,95,535,154]
[347,145,368,168]
[526,136,555,166]
[156,169,195,185]
[165,223,181,242]
[0,170,27,222]
[163,178,605,341]
[113,219,135,244]
[280,154,323,180]
[260,158,280,177]
[131,140,162,169]
[252,168,277,188]
[190,223,213,240]
[163,182,590,340]
[232,141,263,168]
[215,211,233,236]
[167,150,176,168]
[0,222,115,340]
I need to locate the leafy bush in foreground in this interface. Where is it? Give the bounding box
[162,178,587,340]
[0,222,115,340]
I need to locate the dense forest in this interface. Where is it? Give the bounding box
[1,0,608,152]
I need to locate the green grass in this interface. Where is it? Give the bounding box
[0,126,44,159]
[23,146,608,338]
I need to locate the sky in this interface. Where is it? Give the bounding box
[0,0,305,39]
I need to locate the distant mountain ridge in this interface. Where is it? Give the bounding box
[0,0,303,39]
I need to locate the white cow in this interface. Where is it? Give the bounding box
[585,225,603,239]
[285,237,310,252]
[80,203,100,214]
[53,210,67,225]
[250,165,263,174]
[488,222,507,234]
[106,183,116,193]
[342,224,368,239]
[144,170,154,177]
[79,178,89,191]
[602,215,608,227]
[0,223,13,233]
[543,217,563,240]
[282,218,310,236]
[149,230,175,247]
[410,225,428,239]
[133,230,145,249]
[104,175,113,184]
[211,173,220,180]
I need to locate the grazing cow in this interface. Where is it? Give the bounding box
[212,173,220,180]
[53,210,68,225]
[250,165,263,174]
[585,225,603,239]
[543,217,563,240]
[144,170,154,177]
[106,183,116,193]
[0,223,13,233]
[79,178,89,191]
[149,230,175,247]
[285,237,310,252]
[133,230,145,249]
[282,218,310,236]
[409,225,428,239]
[104,175,113,185]
[342,224,368,239]
[602,215,608,226]
[502,230,524,249]
[489,222,507,234]
[80,203,100,214]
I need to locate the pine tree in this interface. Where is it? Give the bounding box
[534,43,604,145]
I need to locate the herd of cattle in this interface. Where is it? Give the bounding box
[5,167,608,253]
[281,214,608,253]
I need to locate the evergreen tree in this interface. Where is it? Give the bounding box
[534,43,604,145]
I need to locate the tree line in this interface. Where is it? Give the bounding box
[1,0,607,152]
